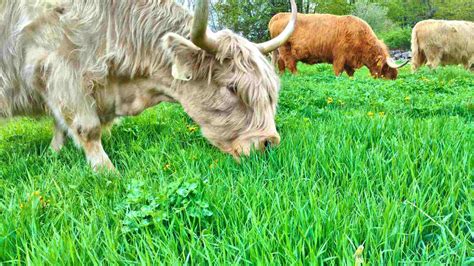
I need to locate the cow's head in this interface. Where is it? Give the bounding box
[163,0,297,159]
[380,57,409,80]
[374,48,409,80]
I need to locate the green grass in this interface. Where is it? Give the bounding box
[0,64,473,264]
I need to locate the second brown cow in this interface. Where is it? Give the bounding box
[269,13,407,79]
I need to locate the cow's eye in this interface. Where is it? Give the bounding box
[227,84,237,94]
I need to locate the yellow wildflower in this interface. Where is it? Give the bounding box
[326,97,334,104]
[367,111,374,118]
[378,112,385,117]
[39,197,49,208]
[163,163,171,170]
[404,96,411,102]
[187,125,198,133]
[338,100,345,106]
[210,159,218,169]
[33,191,40,197]
[20,203,24,209]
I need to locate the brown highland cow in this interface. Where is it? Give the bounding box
[269,13,408,79]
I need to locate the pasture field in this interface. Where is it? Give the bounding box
[0,64,472,264]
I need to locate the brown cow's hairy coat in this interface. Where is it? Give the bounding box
[411,19,474,72]
[269,13,399,79]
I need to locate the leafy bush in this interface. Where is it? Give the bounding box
[352,0,395,33]
[379,27,412,50]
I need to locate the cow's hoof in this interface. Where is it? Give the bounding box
[50,130,66,152]
[50,141,64,153]
[91,159,118,174]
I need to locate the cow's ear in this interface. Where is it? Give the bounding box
[163,33,201,81]
[374,56,385,76]
[376,56,384,68]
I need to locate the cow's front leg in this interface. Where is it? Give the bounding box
[38,52,115,172]
[344,65,355,77]
[277,57,286,74]
[286,57,298,74]
[50,120,66,152]
[333,57,345,76]
[425,52,441,69]
[464,62,473,71]
[71,116,115,172]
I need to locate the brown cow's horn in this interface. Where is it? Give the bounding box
[191,0,218,54]
[387,58,410,69]
[257,0,297,54]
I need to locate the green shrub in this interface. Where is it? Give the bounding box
[379,27,412,50]
[352,0,395,33]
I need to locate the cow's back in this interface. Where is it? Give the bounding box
[0,0,30,117]
[413,20,474,65]
[0,0,59,117]
[269,13,378,64]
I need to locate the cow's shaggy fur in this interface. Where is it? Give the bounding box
[0,0,281,170]
[269,13,399,79]
[411,19,474,72]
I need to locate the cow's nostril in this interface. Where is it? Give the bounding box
[264,140,272,149]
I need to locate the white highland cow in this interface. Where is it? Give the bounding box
[411,19,474,72]
[0,0,297,171]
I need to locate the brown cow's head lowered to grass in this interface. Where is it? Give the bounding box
[0,0,297,170]
[372,53,409,80]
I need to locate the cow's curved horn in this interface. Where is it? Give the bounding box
[387,58,410,69]
[191,0,218,54]
[257,0,297,54]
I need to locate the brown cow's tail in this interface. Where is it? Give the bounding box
[410,27,425,72]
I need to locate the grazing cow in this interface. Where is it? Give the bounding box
[269,13,408,79]
[411,19,474,72]
[0,0,297,171]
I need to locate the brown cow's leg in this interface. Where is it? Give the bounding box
[286,58,298,74]
[333,57,345,76]
[51,120,66,152]
[344,66,355,77]
[279,44,297,74]
[277,58,286,74]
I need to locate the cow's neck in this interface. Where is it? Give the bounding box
[363,40,388,69]
[62,1,198,117]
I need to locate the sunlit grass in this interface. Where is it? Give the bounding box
[0,64,473,264]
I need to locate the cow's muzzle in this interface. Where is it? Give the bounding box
[231,132,281,159]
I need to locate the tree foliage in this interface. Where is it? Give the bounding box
[188,0,474,42]
[352,0,395,32]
